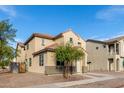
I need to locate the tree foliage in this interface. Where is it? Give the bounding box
[55,43,84,78]
[0,20,17,68]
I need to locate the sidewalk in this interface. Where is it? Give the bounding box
[28,73,116,88]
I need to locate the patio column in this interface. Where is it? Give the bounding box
[114,43,116,55]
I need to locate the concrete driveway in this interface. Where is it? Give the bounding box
[68,72,124,88]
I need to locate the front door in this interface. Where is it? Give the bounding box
[116,59,119,71]
[108,59,113,71]
[77,60,81,73]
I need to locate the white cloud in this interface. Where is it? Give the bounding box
[96,31,124,41]
[107,31,124,40]
[0,5,16,17]
[15,38,24,42]
[96,6,124,21]
[88,35,100,39]
[97,37,110,41]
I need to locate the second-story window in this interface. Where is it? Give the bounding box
[42,39,45,46]
[69,38,73,44]
[116,43,119,55]
[103,45,106,48]
[24,47,25,50]
[25,59,27,62]
[27,44,29,50]
[78,42,81,46]
[96,47,99,50]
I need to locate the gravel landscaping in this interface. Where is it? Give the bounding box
[0,72,88,88]
[1,71,124,88]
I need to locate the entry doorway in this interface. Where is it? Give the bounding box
[108,59,113,71]
[76,60,81,73]
[116,59,119,71]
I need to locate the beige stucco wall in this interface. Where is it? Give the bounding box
[119,40,124,57]
[46,52,56,66]
[29,51,55,73]
[30,53,47,73]
[23,38,35,72]
[16,31,87,74]
[63,31,86,48]
[86,40,124,72]
[34,37,54,52]
[107,40,124,72]
[16,45,25,62]
[64,31,87,64]
[86,41,108,71]
[119,58,124,71]
[54,37,64,45]
[63,31,87,73]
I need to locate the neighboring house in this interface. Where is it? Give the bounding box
[16,29,87,75]
[86,36,124,72]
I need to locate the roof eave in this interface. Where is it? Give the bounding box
[32,48,55,56]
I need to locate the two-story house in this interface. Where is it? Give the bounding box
[86,36,124,72]
[16,29,87,75]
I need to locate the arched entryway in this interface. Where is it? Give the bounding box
[116,59,119,71]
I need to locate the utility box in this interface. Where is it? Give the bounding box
[10,62,19,73]
[10,62,26,73]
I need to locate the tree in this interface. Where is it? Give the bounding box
[0,20,17,69]
[55,43,84,78]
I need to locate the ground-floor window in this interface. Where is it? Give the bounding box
[56,61,64,71]
[123,58,124,68]
[29,58,32,67]
[56,61,64,67]
[39,53,44,66]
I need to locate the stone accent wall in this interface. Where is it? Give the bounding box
[45,66,76,75]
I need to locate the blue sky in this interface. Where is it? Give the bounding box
[1,5,124,46]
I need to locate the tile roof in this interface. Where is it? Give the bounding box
[87,35,124,44]
[32,43,59,56]
[44,43,59,49]
[24,33,54,45]
[105,36,124,43]
[86,39,106,44]
[17,42,25,48]
[24,28,79,45]
[32,48,55,56]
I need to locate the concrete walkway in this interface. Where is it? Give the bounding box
[28,73,116,88]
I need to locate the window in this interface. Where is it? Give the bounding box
[69,38,73,44]
[116,43,119,55]
[42,39,45,46]
[96,47,99,50]
[29,58,32,66]
[103,45,106,48]
[56,61,64,66]
[78,42,81,46]
[27,44,29,50]
[24,47,25,50]
[56,61,60,66]
[123,58,124,68]
[25,59,27,62]
[39,53,44,66]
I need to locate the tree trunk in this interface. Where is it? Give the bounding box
[0,40,3,67]
[63,61,69,79]
[70,62,73,75]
